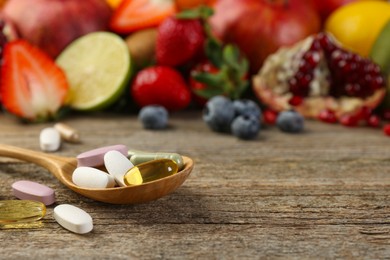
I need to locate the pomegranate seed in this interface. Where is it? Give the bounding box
[345,83,361,96]
[370,76,385,89]
[330,50,344,65]
[355,106,373,120]
[297,74,312,89]
[383,124,390,136]
[317,33,335,53]
[288,78,300,95]
[263,109,278,125]
[309,39,321,51]
[382,109,390,121]
[298,60,311,74]
[289,96,303,106]
[363,74,372,85]
[289,74,310,96]
[351,53,362,63]
[318,109,337,123]
[367,114,381,127]
[303,51,320,66]
[339,114,359,127]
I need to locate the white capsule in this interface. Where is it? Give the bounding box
[72,167,115,188]
[54,204,93,234]
[104,150,134,187]
[54,123,81,143]
[39,127,61,152]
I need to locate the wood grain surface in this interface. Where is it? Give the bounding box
[0,111,389,259]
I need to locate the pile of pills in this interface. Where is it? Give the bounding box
[1,179,93,234]
[72,144,184,189]
[2,139,184,234]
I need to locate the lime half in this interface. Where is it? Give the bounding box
[56,32,132,111]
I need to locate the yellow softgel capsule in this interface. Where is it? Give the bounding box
[124,159,178,186]
[0,200,46,224]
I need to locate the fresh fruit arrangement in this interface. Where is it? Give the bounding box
[0,0,390,137]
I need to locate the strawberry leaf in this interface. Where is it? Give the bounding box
[205,38,223,68]
[192,71,223,88]
[176,6,214,20]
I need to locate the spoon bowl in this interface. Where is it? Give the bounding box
[0,144,194,204]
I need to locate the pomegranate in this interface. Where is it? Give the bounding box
[308,0,359,23]
[252,33,386,122]
[210,0,321,73]
[2,0,112,58]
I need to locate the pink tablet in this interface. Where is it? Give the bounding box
[12,180,56,206]
[76,144,128,167]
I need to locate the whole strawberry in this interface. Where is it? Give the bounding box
[156,16,205,66]
[131,66,191,111]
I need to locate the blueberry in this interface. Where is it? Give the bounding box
[138,105,168,130]
[233,99,262,120]
[276,110,304,133]
[231,115,261,140]
[203,96,235,133]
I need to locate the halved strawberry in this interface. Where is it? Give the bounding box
[110,0,177,34]
[0,40,68,122]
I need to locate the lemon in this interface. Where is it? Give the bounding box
[325,0,390,57]
[56,32,132,111]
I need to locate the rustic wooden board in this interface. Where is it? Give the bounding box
[0,111,389,259]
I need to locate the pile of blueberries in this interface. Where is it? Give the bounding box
[138,96,305,140]
[202,96,305,140]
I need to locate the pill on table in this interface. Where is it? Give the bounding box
[39,127,61,152]
[129,152,184,170]
[104,150,134,187]
[12,180,55,205]
[77,144,128,167]
[72,167,116,188]
[53,204,93,234]
[0,200,46,224]
[54,123,81,143]
[124,159,178,186]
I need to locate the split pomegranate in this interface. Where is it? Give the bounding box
[252,33,386,121]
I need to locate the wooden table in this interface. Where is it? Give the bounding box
[1,111,389,259]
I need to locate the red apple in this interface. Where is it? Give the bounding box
[209,0,321,74]
[2,0,112,58]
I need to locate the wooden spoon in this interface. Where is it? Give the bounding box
[0,144,194,204]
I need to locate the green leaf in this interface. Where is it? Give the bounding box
[223,44,241,70]
[192,72,223,88]
[238,58,249,76]
[176,6,214,20]
[205,39,223,68]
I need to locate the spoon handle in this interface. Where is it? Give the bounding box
[0,143,59,170]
